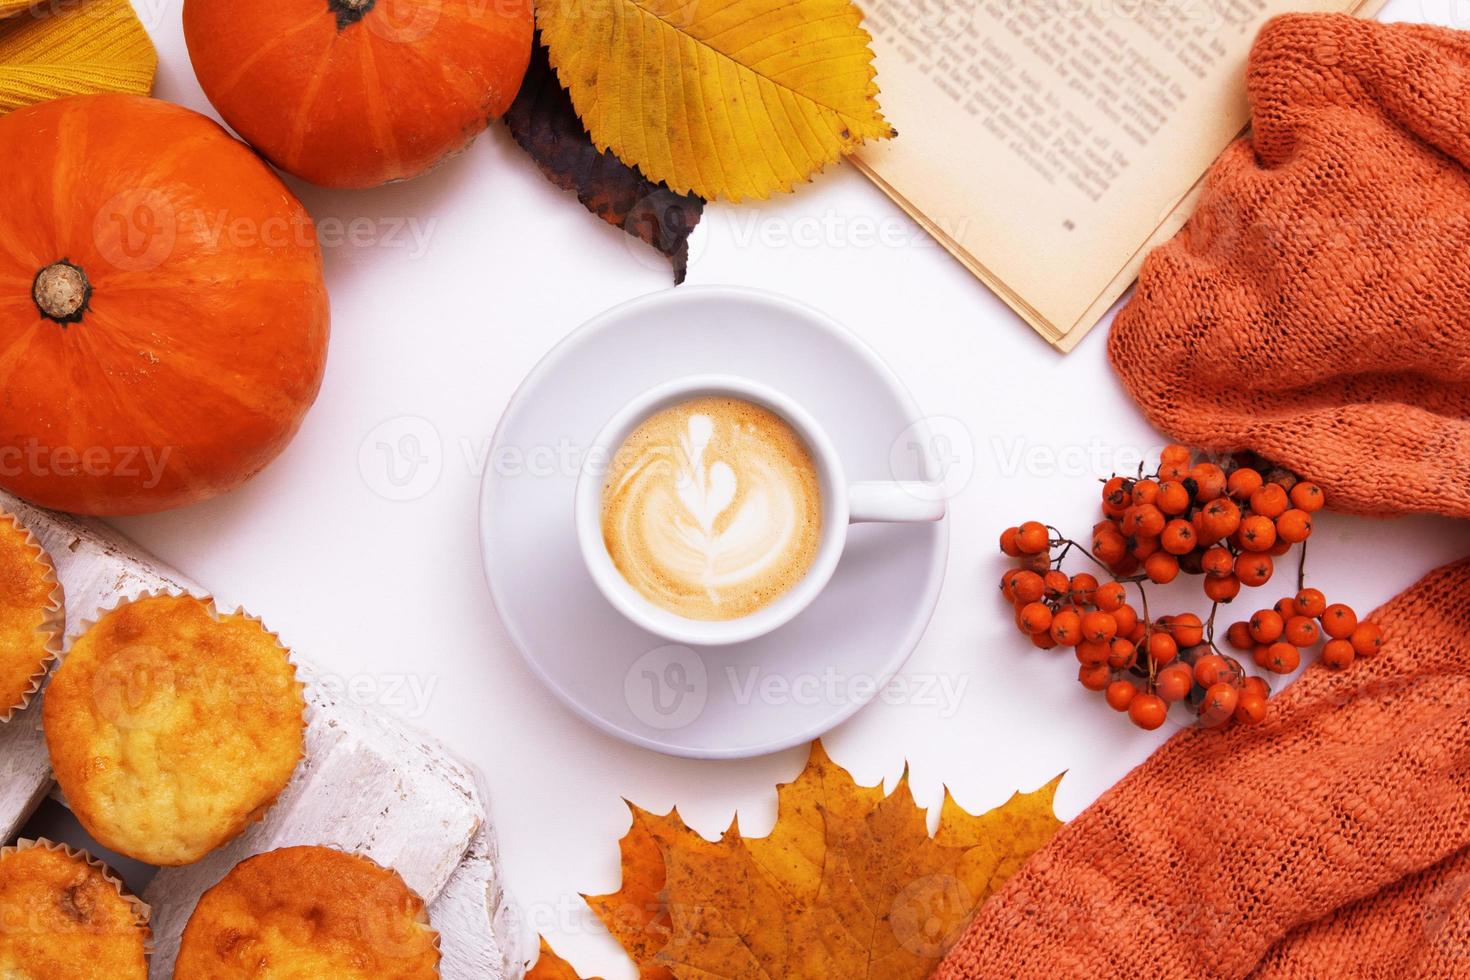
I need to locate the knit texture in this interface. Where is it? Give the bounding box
[1108,14,1470,520]
[0,0,156,115]
[939,14,1470,979]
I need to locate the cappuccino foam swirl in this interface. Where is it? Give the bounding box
[601,397,823,621]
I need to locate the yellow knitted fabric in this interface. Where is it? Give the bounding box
[0,0,155,114]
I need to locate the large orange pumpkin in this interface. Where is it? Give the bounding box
[0,94,330,516]
[183,0,533,188]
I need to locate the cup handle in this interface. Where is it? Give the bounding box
[848,482,947,523]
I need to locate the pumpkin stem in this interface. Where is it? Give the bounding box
[33,261,91,326]
[327,0,375,29]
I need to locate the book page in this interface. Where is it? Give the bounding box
[855,0,1376,348]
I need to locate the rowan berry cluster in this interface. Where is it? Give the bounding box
[998,445,1380,732]
[1223,589,1382,674]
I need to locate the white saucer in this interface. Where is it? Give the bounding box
[478,286,948,759]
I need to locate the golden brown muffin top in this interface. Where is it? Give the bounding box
[0,842,149,979]
[175,846,440,979]
[0,512,62,719]
[43,593,305,866]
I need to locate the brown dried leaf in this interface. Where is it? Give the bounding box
[504,34,703,284]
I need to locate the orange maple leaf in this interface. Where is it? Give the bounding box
[529,742,1062,979]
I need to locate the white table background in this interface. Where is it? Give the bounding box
[102,0,1470,971]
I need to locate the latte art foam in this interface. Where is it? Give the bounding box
[601,397,823,621]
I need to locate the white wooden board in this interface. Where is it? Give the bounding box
[0,491,521,978]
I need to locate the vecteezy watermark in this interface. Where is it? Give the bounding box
[989,435,1156,480]
[625,645,710,730]
[92,185,438,273]
[623,646,970,730]
[358,416,444,502]
[0,440,170,489]
[890,416,977,502]
[314,671,439,719]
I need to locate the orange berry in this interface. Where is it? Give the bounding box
[1093,529,1127,565]
[1268,538,1293,557]
[1238,515,1278,552]
[1030,630,1057,650]
[1203,574,1241,602]
[1105,678,1138,711]
[1000,527,1022,556]
[1249,483,1290,519]
[1190,463,1227,502]
[1275,509,1313,544]
[1078,663,1110,691]
[1018,602,1053,634]
[1242,676,1271,701]
[1201,547,1234,578]
[1113,603,1139,635]
[1275,596,1301,619]
[1106,638,1138,670]
[1235,552,1274,588]
[1016,521,1049,554]
[1199,682,1239,727]
[1095,581,1127,612]
[1075,639,1110,667]
[1200,497,1242,539]
[1161,519,1197,555]
[1102,477,1131,518]
[1144,552,1180,584]
[1294,588,1327,617]
[1289,482,1325,513]
[1156,662,1195,702]
[1322,638,1355,670]
[1350,622,1383,657]
[1228,467,1263,501]
[1156,481,1190,515]
[1069,573,1100,605]
[1234,691,1268,725]
[1131,479,1160,507]
[1082,610,1118,644]
[1248,609,1285,643]
[1050,610,1082,645]
[1043,570,1070,600]
[1285,616,1320,647]
[1170,613,1205,647]
[1225,621,1254,650]
[1129,693,1169,730]
[1147,631,1179,665]
[1193,653,1231,688]
[1321,603,1358,640]
[1007,570,1045,604]
[1131,535,1162,560]
[1000,570,1017,603]
[1160,444,1192,465]
[1159,460,1190,481]
[1135,504,1166,538]
[1265,642,1300,673]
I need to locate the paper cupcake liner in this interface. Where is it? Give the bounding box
[0,508,66,723]
[50,590,308,859]
[2,837,154,955]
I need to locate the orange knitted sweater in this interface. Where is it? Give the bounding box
[938,14,1470,979]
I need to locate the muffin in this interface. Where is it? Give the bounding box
[43,593,305,866]
[0,510,64,721]
[0,839,150,977]
[175,845,441,978]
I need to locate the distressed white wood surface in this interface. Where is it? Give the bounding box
[0,491,520,978]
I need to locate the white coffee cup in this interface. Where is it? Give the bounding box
[575,374,945,645]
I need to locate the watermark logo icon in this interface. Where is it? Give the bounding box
[358,416,443,501]
[625,644,707,730]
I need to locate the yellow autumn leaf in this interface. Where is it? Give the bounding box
[536,0,894,202]
[0,0,157,115]
[549,741,1062,979]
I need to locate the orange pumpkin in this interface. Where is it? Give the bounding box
[0,94,330,516]
[183,0,533,188]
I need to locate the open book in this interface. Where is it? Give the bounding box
[855,0,1385,351]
